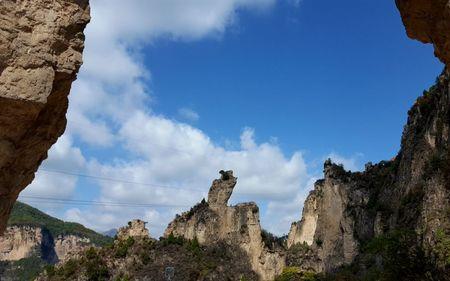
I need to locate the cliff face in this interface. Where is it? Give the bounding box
[0,0,90,233]
[165,171,285,281]
[396,0,450,66]
[288,71,450,278]
[0,225,91,263]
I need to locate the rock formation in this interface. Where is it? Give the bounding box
[0,225,91,263]
[0,0,90,233]
[117,219,150,240]
[165,170,285,281]
[287,71,450,278]
[396,0,450,66]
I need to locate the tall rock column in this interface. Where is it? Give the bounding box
[0,0,90,233]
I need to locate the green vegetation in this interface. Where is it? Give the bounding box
[0,256,47,281]
[114,237,135,258]
[360,230,430,280]
[47,248,109,280]
[8,201,112,246]
[275,267,319,281]
[315,238,323,248]
[435,229,450,267]
[261,229,286,250]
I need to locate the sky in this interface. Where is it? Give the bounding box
[20,0,443,237]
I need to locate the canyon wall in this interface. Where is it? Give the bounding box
[0,0,90,233]
[165,170,285,281]
[0,225,91,263]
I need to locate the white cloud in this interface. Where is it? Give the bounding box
[19,0,320,237]
[78,121,310,236]
[21,135,86,203]
[178,107,200,122]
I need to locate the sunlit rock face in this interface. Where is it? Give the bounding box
[396,0,450,66]
[287,71,450,277]
[165,171,285,281]
[117,219,150,240]
[0,0,90,233]
[0,225,90,263]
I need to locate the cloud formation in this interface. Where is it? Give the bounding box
[24,0,330,237]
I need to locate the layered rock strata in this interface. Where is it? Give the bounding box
[0,0,90,232]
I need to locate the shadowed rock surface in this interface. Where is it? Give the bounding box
[0,0,90,233]
[396,0,450,66]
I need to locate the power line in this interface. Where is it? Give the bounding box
[39,168,206,193]
[37,168,283,196]
[19,196,190,208]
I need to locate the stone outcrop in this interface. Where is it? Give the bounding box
[396,0,450,66]
[165,170,285,281]
[0,225,91,263]
[117,219,150,240]
[288,71,450,277]
[0,0,90,233]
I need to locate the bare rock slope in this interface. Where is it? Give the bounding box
[0,0,90,232]
[165,170,285,281]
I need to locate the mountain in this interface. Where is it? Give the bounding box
[0,202,112,281]
[285,72,450,280]
[102,229,118,238]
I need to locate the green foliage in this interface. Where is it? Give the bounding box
[186,236,201,256]
[275,267,319,281]
[435,229,450,266]
[114,237,135,258]
[8,201,112,246]
[261,229,286,250]
[315,238,323,248]
[2,256,48,281]
[163,233,185,246]
[83,247,109,280]
[362,230,430,280]
[61,259,78,278]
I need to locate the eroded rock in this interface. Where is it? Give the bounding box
[0,225,91,263]
[0,0,90,233]
[165,171,285,281]
[287,71,450,278]
[396,0,450,66]
[117,219,150,240]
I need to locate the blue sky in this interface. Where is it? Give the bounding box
[21,0,442,236]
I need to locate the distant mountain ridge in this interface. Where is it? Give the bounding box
[0,202,112,281]
[8,201,111,246]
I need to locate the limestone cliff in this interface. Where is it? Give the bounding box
[396,0,450,66]
[165,170,285,281]
[0,0,90,233]
[0,225,90,263]
[287,71,450,279]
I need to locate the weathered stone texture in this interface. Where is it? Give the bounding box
[0,225,90,263]
[117,219,150,240]
[0,0,90,233]
[287,71,450,275]
[165,171,285,281]
[396,0,450,66]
